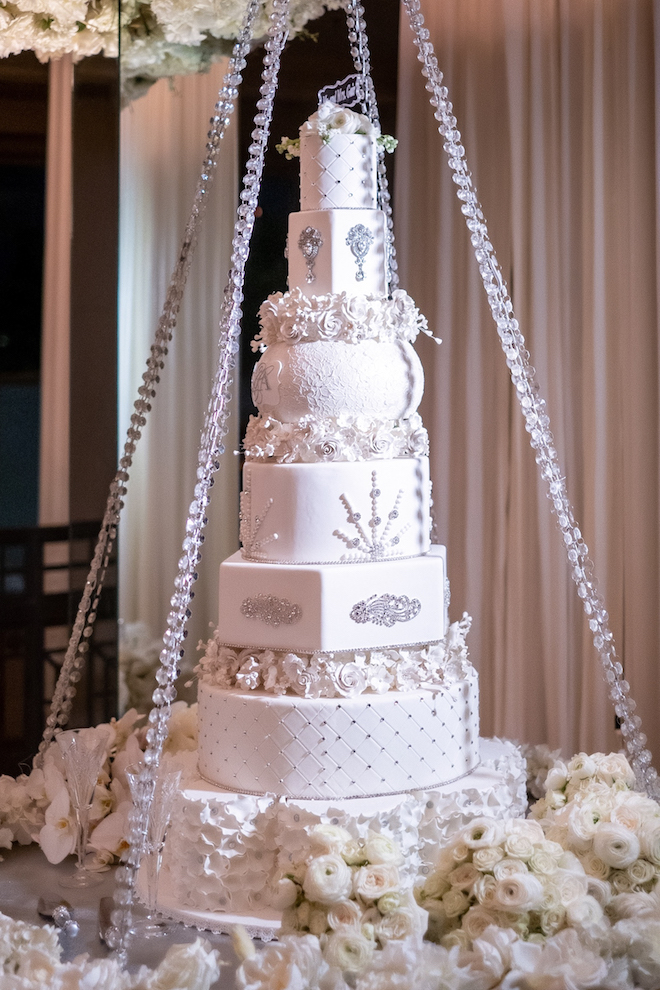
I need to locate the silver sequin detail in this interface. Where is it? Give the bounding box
[240,594,302,626]
[350,593,422,627]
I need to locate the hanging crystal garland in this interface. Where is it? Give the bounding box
[344,0,398,292]
[401,0,659,798]
[35,0,261,765]
[106,1,293,962]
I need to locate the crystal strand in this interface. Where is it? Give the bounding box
[107,2,292,963]
[36,0,261,765]
[344,0,398,292]
[401,0,659,798]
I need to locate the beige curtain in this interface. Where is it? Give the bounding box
[396,0,659,759]
[118,63,239,674]
[39,54,73,526]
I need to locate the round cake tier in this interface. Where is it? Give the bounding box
[299,130,377,210]
[197,673,479,800]
[240,458,431,563]
[251,338,424,423]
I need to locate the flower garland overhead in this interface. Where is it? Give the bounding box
[0,0,343,101]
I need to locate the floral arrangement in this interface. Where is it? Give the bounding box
[196,615,472,698]
[276,101,397,158]
[0,1,343,103]
[243,411,429,464]
[236,751,660,990]
[0,910,222,990]
[0,701,196,867]
[251,288,429,350]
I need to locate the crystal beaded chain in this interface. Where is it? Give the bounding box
[36,0,261,764]
[344,0,398,292]
[402,0,659,798]
[107,3,292,962]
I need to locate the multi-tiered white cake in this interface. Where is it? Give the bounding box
[158,103,526,936]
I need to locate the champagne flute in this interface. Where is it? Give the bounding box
[125,762,181,936]
[57,728,109,889]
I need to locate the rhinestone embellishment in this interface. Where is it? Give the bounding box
[241,594,302,626]
[346,223,374,281]
[298,226,323,283]
[349,593,422,627]
[334,470,410,559]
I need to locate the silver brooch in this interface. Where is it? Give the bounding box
[298,226,323,283]
[346,223,374,281]
[241,594,302,626]
[350,594,422,627]
[334,470,410,559]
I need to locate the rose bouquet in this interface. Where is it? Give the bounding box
[269,824,424,977]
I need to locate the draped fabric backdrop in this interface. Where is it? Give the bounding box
[395,0,659,759]
[118,63,239,675]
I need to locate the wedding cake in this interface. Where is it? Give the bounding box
[158,102,526,936]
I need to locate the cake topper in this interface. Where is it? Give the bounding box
[318,73,366,110]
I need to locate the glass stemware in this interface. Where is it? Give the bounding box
[57,728,110,888]
[124,763,181,937]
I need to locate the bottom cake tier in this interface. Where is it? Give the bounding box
[156,738,527,938]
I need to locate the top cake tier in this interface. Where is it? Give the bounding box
[299,104,379,211]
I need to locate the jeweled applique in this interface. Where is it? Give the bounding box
[346,223,374,281]
[240,594,302,626]
[333,470,410,558]
[349,593,422,627]
[298,226,323,283]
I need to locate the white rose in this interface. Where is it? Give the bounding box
[376,906,419,942]
[539,906,566,936]
[528,849,559,876]
[451,841,470,863]
[327,899,362,930]
[593,823,640,869]
[627,858,656,887]
[421,872,451,900]
[353,863,400,903]
[441,888,470,918]
[595,752,636,787]
[504,819,546,844]
[492,874,545,912]
[472,847,504,872]
[504,833,535,861]
[323,930,374,973]
[473,874,498,907]
[461,905,499,941]
[152,938,222,990]
[364,832,403,866]
[303,854,353,905]
[579,852,611,881]
[611,869,637,894]
[447,862,481,891]
[493,858,529,881]
[554,869,589,906]
[310,824,353,856]
[461,817,504,849]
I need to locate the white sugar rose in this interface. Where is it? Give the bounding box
[593,823,641,869]
[353,863,400,902]
[323,930,374,973]
[303,854,353,905]
[492,874,544,912]
[364,831,403,866]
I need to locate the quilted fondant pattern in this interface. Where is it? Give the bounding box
[197,675,479,800]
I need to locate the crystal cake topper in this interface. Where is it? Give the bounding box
[346,224,374,282]
[298,226,323,283]
[318,73,366,109]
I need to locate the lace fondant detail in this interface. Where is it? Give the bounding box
[243,412,429,464]
[195,614,472,698]
[252,289,428,349]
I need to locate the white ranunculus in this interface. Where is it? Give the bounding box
[236,934,328,990]
[565,894,605,933]
[461,817,505,850]
[595,753,636,788]
[593,823,641,869]
[327,899,362,930]
[364,831,403,866]
[353,863,400,903]
[324,930,375,974]
[310,824,353,856]
[609,890,659,920]
[147,937,222,990]
[504,818,546,844]
[566,802,603,852]
[610,793,656,834]
[638,819,660,867]
[585,876,613,908]
[376,906,419,943]
[492,873,545,913]
[493,858,530,881]
[303,855,353,905]
[544,761,569,793]
[568,753,598,781]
